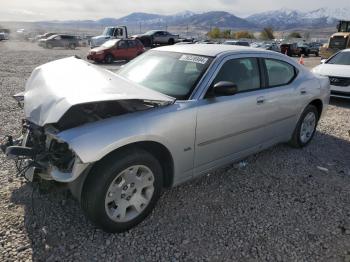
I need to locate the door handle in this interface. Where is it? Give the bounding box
[300,89,307,95]
[257,96,265,105]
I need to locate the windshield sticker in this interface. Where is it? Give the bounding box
[179,55,208,64]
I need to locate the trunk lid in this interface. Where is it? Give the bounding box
[24,56,175,126]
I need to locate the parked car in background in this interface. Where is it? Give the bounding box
[280,43,302,56]
[223,40,250,47]
[258,42,280,52]
[297,42,311,56]
[38,34,79,49]
[87,39,145,63]
[0,29,10,40]
[133,30,179,47]
[90,26,128,48]
[1,44,329,233]
[312,49,350,99]
[308,42,321,56]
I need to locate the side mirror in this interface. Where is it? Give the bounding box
[213,81,238,96]
[320,59,326,64]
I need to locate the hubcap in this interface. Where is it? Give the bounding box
[105,165,155,223]
[300,112,316,143]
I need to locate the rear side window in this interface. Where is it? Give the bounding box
[264,59,296,87]
[118,40,128,49]
[128,40,136,48]
[213,58,260,92]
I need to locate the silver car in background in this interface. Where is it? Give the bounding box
[1,45,330,233]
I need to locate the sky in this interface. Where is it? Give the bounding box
[0,0,349,21]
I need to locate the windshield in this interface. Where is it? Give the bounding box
[144,30,158,36]
[118,51,213,100]
[47,35,58,40]
[327,51,350,65]
[102,39,119,48]
[329,36,348,49]
[103,27,115,36]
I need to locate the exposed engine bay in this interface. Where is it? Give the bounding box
[55,99,159,130]
[1,99,162,182]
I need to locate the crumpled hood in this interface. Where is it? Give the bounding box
[312,64,350,77]
[24,57,175,126]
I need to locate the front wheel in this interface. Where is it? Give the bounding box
[104,54,114,64]
[81,148,163,233]
[289,105,319,148]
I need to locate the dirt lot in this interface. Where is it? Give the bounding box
[0,40,349,262]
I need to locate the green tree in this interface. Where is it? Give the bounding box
[207,27,221,39]
[233,31,255,39]
[221,29,231,39]
[260,27,274,40]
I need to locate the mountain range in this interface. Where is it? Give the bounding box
[36,7,350,31]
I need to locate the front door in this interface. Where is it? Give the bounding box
[194,57,272,175]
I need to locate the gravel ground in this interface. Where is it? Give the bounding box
[0,40,350,262]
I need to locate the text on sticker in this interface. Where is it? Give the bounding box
[179,55,208,64]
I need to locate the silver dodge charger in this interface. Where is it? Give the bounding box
[1,44,330,232]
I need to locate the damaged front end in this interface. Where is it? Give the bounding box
[1,120,89,182]
[1,56,175,183]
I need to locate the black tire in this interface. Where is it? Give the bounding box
[289,105,319,148]
[168,38,175,45]
[81,148,163,233]
[104,54,114,64]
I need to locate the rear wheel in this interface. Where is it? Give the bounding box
[104,54,114,64]
[289,105,319,148]
[81,148,163,233]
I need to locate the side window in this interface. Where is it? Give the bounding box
[128,40,136,48]
[212,58,260,93]
[114,28,123,37]
[118,40,128,49]
[264,59,296,87]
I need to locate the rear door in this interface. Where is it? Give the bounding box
[115,40,129,60]
[259,57,305,141]
[127,40,138,59]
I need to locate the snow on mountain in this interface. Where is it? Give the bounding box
[247,7,350,29]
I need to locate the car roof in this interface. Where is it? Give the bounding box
[154,44,267,57]
[340,48,350,53]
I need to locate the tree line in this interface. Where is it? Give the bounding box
[207,27,307,40]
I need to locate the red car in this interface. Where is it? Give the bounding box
[87,39,145,63]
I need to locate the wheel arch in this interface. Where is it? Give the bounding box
[308,99,323,118]
[69,140,175,202]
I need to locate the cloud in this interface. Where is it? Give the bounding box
[0,0,349,21]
